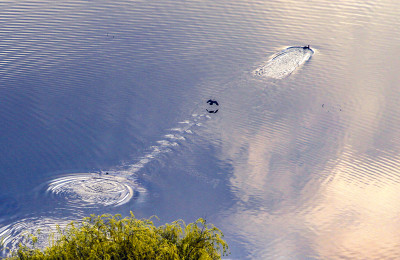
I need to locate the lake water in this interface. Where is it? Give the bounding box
[1,0,400,258]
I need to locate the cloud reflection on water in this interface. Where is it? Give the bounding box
[206,0,400,257]
[307,147,400,259]
[1,0,400,258]
[221,102,400,258]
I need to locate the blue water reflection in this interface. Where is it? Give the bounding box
[1,0,400,258]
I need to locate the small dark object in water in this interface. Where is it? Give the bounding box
[105,172,109,175]
[303,45,310,49]
[206,109,219,114]
[206,99,219,113]
[207,99,219,106]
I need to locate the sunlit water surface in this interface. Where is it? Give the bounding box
[1,0,400,258]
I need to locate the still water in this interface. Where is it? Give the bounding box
[1,0,400,258]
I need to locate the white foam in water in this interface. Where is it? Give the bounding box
[44,113,210,209]
[164,134,185,140]
[254,46,314,79]
[125,113,210,174]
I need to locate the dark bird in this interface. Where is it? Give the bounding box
[207,99,219,106]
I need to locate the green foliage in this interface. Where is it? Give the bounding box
[5,213,229,260]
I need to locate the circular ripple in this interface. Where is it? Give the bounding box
[0,217,72,257]
[46,173,140,208]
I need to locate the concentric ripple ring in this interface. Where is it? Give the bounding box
[46,173,137,207]
[0,217,72,256]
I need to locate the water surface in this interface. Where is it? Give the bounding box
[1,0,400,259]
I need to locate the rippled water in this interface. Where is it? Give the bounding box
[46,173,138,207]
[0,216,73,254]
[1,0,400,258]
[254,46,314,79]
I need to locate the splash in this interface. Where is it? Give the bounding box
[0,112,213,257]
[44,113,210,208]
[126,113,210,174]
[46,174,140,208]
[254,46,314,79]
